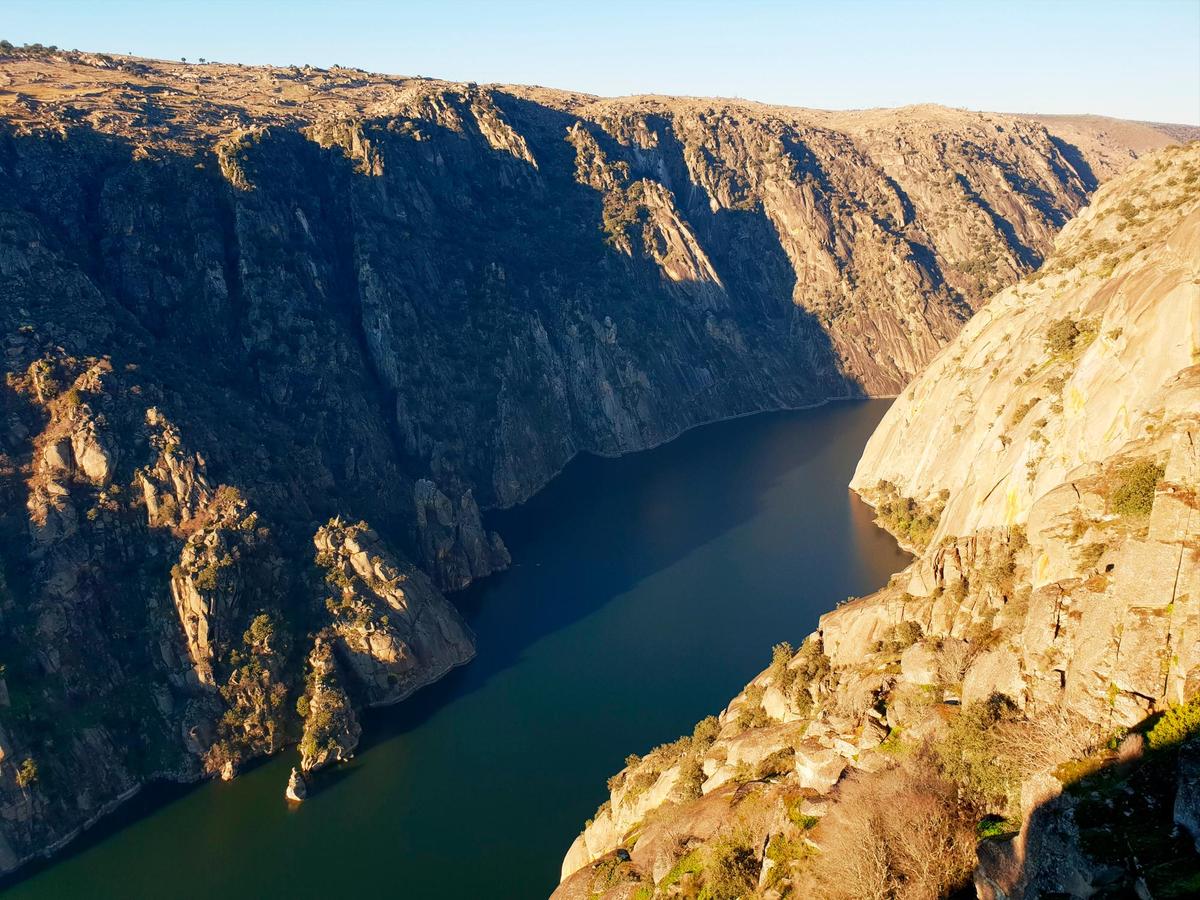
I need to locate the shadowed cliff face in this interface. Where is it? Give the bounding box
[0,47,1183,874]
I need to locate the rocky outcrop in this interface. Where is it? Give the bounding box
[313,518,475,703]
[168,487,270,688]
[297,636,361,772]
[0,46,1189,877]
[413,479,509,590]
[285,766,307,802]
[974,734,1200,900]
[556,144,1200,899]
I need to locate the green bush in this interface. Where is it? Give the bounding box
[676,754,705,801]
[873,481,946,549]
[692,715,720,749]
[871,620,924,655]
[1146,697,1200,750]
[658,849,704,893]
[701,835,759,900]
[663,714,722,802]
[977,816,1018,839]
[754,746,795,779]
[243,613,276,649]
[735,683,771,730]
[937,693,1022,810]
[212,484,244,511]
[1044,317,1098,359]
[1045,317,1080,355]
[784,794,821,830]
[1010,397,1041,427]
[789,636,830,716]
[768,641,796,692]
[979,545,1018,597]
[764,831,808,870]
[1110,460,1164,518]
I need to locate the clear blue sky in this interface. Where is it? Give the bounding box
[5,0,1199,123]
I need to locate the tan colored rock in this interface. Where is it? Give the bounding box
[900,641,940,685]
[41,438,72,473]
[560,144,1200,896]
[285,767,307,802]
[313,518,474,705]
[793,742,849,792]
[70,419,112,485]
[963,647,1026,708]
[0,47,1194,887]
[298,637,360,773]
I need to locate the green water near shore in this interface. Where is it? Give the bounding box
[4,399,908,899]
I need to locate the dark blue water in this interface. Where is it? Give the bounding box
[4,400,907,899]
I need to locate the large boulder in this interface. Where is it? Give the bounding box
[963,647,1025,708]
[900,641,940,685]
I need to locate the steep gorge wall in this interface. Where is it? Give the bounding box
[0,49,1181,874]
[555,143,1200,900]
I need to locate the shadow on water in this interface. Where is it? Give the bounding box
[2,400,911,900]
[356,400,873,750]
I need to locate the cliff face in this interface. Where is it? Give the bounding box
[0,46,1186,875]
[555,144,1200,900]
[848,143,1200,727]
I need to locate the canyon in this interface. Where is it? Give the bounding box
[0,43,1195,891]
[554,142,1200,899]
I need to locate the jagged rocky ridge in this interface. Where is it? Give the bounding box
[555,143,1200,899]
[0,46,1187,874]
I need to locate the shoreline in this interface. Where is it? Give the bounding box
[1,392,899,888]
[485,390,899,515]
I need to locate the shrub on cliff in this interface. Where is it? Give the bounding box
[243,612,277,650]
[1109,459,1164,518]
[735,683,771,729]
[1044,315,1099,359]
[675,754,705,801]
[754,746,795,779]
[769,641,796,691]
[871,620,923,656]
[790,636,831,716]
[872,481,946,550]
[297,639,361,772]
[1045,316,1081,355]
[937,692,1022,812]
[192,553,235,591]
[692,715,720,749]
[1146,697,1200,750]
[206,614,292,776]
[804,762,975,900]
[670,714,721,801]
[702,834,760,899]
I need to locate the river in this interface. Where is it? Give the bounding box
[4,399,909,899]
